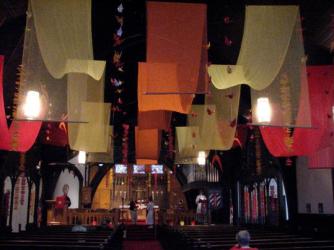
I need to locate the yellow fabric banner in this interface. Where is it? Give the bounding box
[208,6,298,90]
[30,0,105,80]
[175,126,200,164]
[68,102,111,152]
[87,126,114,163]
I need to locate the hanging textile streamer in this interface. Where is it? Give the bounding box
[19,0,110,152]
[260,66,334,158]
[30,0,105,80]
[135,127,161,164]
[0,55,41,152]
[208,6,310,127]
[175,126,200,164]
[208,6,298,90]
[143,2,208,94]
[186,85,240,151]
[87,126,114,163]
[138,62,193,114]
[138,111,172,130]
[68,102,111,152]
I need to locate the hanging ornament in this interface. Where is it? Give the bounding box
[110,78,123,87]
[224,36,232,46]
[229,118,236,127]
[113,51,123,65]
[206,107,215,115]
[224,16,231,24]
[113,34,124,47]
[225,93,234,99]
[116,26,123,37]
[115,15,124,26]
[226,65,232,74]
[117,3,124,13]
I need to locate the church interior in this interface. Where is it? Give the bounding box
[1,0,334,249]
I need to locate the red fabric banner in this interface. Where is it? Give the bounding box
[260,66,334,162]
[0,55,41,152]
[41,122,68,147]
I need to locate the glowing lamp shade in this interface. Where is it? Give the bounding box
[197,151,206,166]
[78,151,86,164]
[23,91,41,119]
[256,97,272,123]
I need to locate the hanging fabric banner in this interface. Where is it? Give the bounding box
[260,66,334,158]
[17,0,107,128]
[143,2,208,94]
[208,6,310,127]
[40,121,68,147]
[0,55,41,152]
[19,1,110,152]
[87,126,114,163]
[175,126,200,164]
[138,111,171,130]
[30,0,105,80]
[208,6,298,90]
[204,84,240,150]
[68,102,111,152]
[187,85,240,151]
[135,127,161,165]
[138,62,193,114]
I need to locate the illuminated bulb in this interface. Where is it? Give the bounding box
[197,151,206,166]
[78,151,86,164]
[23,91,41,119]
[332,106,334,121]
[256,97,271,123]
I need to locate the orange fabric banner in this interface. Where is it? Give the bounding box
[138,62,193,113]
[144,2,208,94]
[135,127,161,164]
[138,111,171,130]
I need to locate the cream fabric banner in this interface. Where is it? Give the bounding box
[68,102,110,152]
[30,0,105,80]
[23,0,110,152]
[208,6,298,90]
[67,73,109,152]
[87,126,114,163]
[175,126,200,164]
[187,85,240,151]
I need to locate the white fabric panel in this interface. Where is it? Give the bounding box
[4,177,12,227]
[12,176,29,232]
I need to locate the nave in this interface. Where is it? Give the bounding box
[160,225,334,250]
[1,224,334,250]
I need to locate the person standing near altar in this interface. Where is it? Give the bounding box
[195,190,207,224]
[55,184,71,223]
[129,200,138,224]
[146,196,154,228]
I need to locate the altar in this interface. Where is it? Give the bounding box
[92,164,168,215]
[119,203,159,222]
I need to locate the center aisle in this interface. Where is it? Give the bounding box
[123,240,163,250]
[123,224,162,250]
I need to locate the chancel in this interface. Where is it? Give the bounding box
[1,0,334,250]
